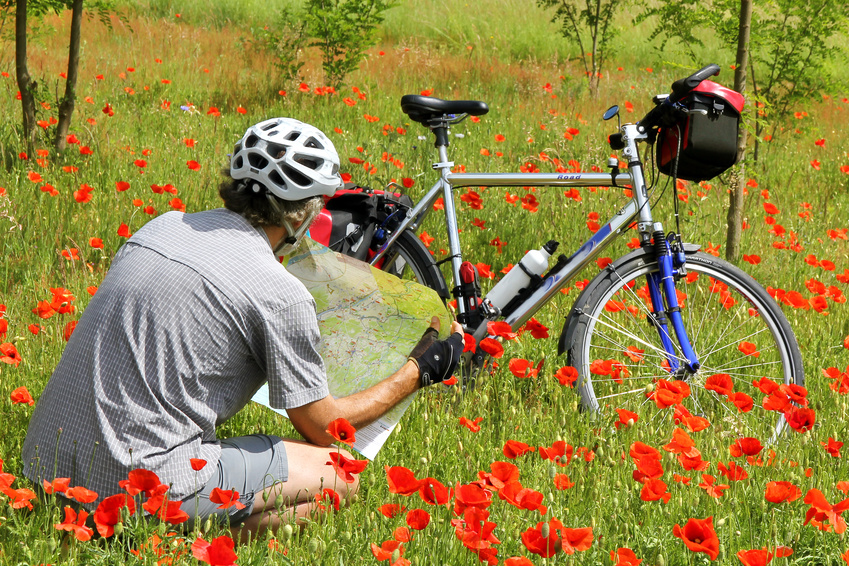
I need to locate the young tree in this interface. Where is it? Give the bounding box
[14,0,117,154]
[536,0,625,96]
[725,0,751,262]
[303,0,395,89]
[639,0,849,260]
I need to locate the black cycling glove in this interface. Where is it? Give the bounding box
[410,332,463,387]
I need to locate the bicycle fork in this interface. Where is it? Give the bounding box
[644,229,701,375]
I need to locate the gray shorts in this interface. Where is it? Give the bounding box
[180,434,288,527]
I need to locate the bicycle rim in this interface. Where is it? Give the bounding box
[569,252,803,444]
[380,231,448,299]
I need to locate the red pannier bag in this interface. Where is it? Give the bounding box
[656,80,745,182]
[309,185,413,263]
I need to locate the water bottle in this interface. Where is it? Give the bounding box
[484,240,558,312]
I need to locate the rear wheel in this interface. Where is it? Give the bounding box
[563,251,804,443]
[379,230,449,300]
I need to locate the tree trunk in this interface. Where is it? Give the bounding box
[725,0,752,263]
[54,0,84,154]
[15,0,37,153]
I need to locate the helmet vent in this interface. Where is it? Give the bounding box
[284,131,301,141]
[268,170,286,189]
[304,137,324,150]
[282,164,311,187]
[244,135,259,148]
[248,153,268,169]
[261,122,278,132]
[233,156,244,169]
[267,144,287,159]
[293,155,320,170]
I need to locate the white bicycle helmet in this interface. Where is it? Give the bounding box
[230,117,342,200]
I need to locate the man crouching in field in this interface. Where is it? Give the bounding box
[22,117,462,541]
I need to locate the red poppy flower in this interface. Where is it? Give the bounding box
[54,506,94,541]
[190,458,207,471]
[730,437,763,457]
[784,406,816,433]
[736,548,774,566]
[370,539,404,562]
[462,333,476,353]
[673,404,710,432]
[663,428,696,455]
[10,386,34,406]
[614,408,639,429]
[459,416,484,432]
[327,452,368,483]
[187,160,201,171]
[727,392,754,412]
[503,439,536,459]
[41,474,71,494]
[764,481,801,504]
[418,476,452,505]
[521,518,563,558]
[65,485,98,504]
[385,466,421,496]
[378,503,406,517]
[699,474,730,498]
[716,461,748,481]
[119,468,164,497]
[611,547,643,566]
[522,317,549,339]
[553,366,578,387]
[508,358,539,379]
[117,223,132,238]
[673,516,719,560]
[539,440,573,465]
[479,337,504,358]
[453,482,492,515]
[405,508,430,530]
[561,526,593,554]
[640,479,671,503]
[94,493,135,538]
[191,535,238,566]
[705,373,733,397]
[822,437,844,458]
[210,488,246,510]
[326,417,356,446]
[314,488,341,512]
[803,488,849,533]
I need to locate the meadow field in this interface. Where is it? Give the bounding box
[0,1,848,564]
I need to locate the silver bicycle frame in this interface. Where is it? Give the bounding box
[370,123,657,340]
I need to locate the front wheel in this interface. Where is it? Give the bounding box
[378,230,450,301]
[561,250,804,443]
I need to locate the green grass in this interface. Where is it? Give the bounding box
[0,3,848,565]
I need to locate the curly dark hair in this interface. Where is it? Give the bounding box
[218,172,322,228]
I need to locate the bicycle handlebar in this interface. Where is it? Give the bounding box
[635,63,721,134]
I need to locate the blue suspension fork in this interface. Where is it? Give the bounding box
[645,231,700,374]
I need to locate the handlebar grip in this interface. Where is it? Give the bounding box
[670,64,721,101]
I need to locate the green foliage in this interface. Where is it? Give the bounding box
[247,6,309,87]
[639,0,849,130]
[536,0,626,94]
[303,0,396,88]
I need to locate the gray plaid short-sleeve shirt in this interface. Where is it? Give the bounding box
[22,208,328,502]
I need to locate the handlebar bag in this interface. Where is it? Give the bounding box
[309,185,412,263]
[657,80,745,182]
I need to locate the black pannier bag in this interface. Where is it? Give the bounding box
[656,80,745,182]
[309,185,413,263]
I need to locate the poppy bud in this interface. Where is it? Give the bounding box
[281,524,294,541]
[157,522,167,536]
[275,493,285,508]
[342,531,352,541]
[548,465,557,479]
[595,445,606,459]
[716,517,726,527]
[204,516,214,533]
[113,522,124,536]
[480,394,489,405]
[391,549,401,564]
[308,538,320,553]
[657,554,666,566]
[644,383,655,395]
[541,522,550,538]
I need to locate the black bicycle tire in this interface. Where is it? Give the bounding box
[380,230,450,300]
[562,249,804,442]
